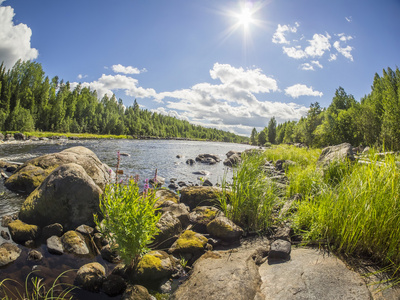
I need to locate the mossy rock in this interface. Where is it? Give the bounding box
[7,220,40,244]
[122,285,152,300]
[152,212,182,250]
[207,216,243,242]
[155,189,179,208]
[75,262,105,292]
[169,230,208,256]
[189,206,223,233]
[61,230,89,255]
[180,186,223,210]
[136,250,175,281]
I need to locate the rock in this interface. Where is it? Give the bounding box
[189,206,223,234]
[6,165,18,173]
[5,146,111,194]
[0,242,21,266]
[226,150,241,158]
[223,153,241,167]
[136,250,175,281]
[1,230,10,240]
[75,224,94,236]
[169,230,208,260]
[259,248,371,299]
[19,163,103,229]
[149,175,165,188]
[7,220,40,244]
[75,262,105,292]
[317,143,355,166]
[186,159,195,165]
[102,274,127,296]
[47,236,64,255]
[202,179,213,186]
[251,247,270,265]
[42,223,63,240]
[275,159,296,172]
[152,212,182,249]
[273,226,292,242]
[122,284,153,300]
[29,136,39,141]
[27,249,43,261]
[362,146,370,155]
[180,186,223,210]
[168,183,179,190]
[195,154,221,164]
[14,132,26,140]
[61,230,89,255]
[177,181,187,187]
[1,214,15,227]
[171,249,262,300]
[159,202,190,227]
[268,239,291,261]
[0,133,4,141]
[101,245,121,263]
[206,216,243,242]
[154,189,179,207]
[176,155,182,158]
[192,170,210,176]
[4,134,14,141]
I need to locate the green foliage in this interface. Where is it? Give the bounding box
[218,150,279,231]
[0,60,249,143]
[94,178,161,268]
[250,127,258,145]
[267,116,276,144]
[0,270,76,300]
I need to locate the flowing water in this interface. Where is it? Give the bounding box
[0,138,255,299]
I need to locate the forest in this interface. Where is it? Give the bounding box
[252,66,400,151]
[0,60,249,143]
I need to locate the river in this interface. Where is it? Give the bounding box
[0,138,255,299]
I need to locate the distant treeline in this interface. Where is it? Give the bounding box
[0,60,249,143]
[251,67,400,150]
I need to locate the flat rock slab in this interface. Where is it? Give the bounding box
[171,250,262,300]
[259,248,372,300]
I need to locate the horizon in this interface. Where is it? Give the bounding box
[1,0,399,136]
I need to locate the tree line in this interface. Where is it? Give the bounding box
[0,60,249,143]
[251,66,400,150]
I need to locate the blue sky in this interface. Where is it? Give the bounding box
[1,0,399,136]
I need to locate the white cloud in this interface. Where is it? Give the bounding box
[272,23,299,44]
[71,74,156,99]
[333,41,354,61]
[77,74,88,80]
[304,33,331,57]
[283,46,307,59]
[337,33,353,42]
[112,64,147,74]
[311,60,323,69]
[285,84,323,98]
[329,53,337,61]
[300,61,322,71]
[345,16,352,23]
[0,3,38,69]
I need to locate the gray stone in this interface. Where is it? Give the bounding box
[75,262,105,292]
[159,202,190,227]
[189,206,223,234]
[47,235,64,255]
[122,284,152,300]
[180,186,223,210]
[171,249,262,300]
[152,212,182,249]
[42,223,63,240]
[317,143,355,166]
[268,239,291,260]
[61,230,89,255]
[75,224,94,236]
[207,216,243,242]
[27,249,43,261]
[259,248,371,300]
[0,242,21,266]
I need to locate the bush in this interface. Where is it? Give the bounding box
[94,177,161,268]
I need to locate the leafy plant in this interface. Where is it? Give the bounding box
[0,270,76,300]
[94,175,161,269]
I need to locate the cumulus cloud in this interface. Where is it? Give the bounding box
[272,23,299,44]
[300,60,323,71]
[333,41,354,61]
[112,64,147,74]
[284,84,323,98]
[0,3,38,69]
[71,74,156,99]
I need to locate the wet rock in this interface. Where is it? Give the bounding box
[102,274,127,296]
[223,153,241,167]
[169,230,208,261]
[154,189,179,207]
[19,163,103,229]
[189,206,223,234]
[180,186,223,210]
[0,242,21,266]
[122,284,153,300]
[186,159,195,165]
[47,235,64,255]
[152,212,182,249]
[136,250,175,281]
[268,239,291,261]
[168,183,179,190]
[5,146,111,194]
[7,220,40,244]
[75,262,105,292]
[195,154,221,164]
[206,216,243,242]
[101,245,121,263]
[149,175,165,188]
[27,249,43,261]
[61,230,89,255]
[42,223,63,240]
[159,202,190,228]
[177,181,187,187]
[202,179,213,186]
[14,132,26,141]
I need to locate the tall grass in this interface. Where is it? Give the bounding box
[294,153,400,266]
[218,150,279,232]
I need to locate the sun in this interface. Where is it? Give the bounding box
[237,7,254,27]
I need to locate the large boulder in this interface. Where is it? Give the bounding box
[0,242,21,266]
[154,189,179,207]
[5,146,111,194]
[317,143,355,166]
[180,186,223,210]
[75,262,106,292]
[168,230,208,261]
[19,163,102,229]
[135,250,175,281]
[159,201,190,227]
[189,206,223,234]
[7,220,40,244]
[206,216,243,242]
[152,211,182,249]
